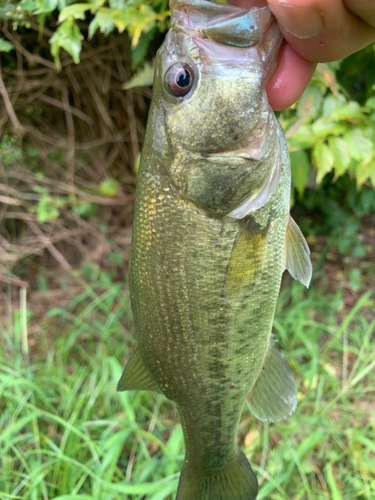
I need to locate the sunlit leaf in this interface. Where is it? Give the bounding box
[0,39,14,52]
[123,62,154,89]
[19,0,38,11]
[297,84,324,121]
[330,101,367,122]
[50,18,83,69]
[328,137,350,177]
[109,0,125,8]
[322,93,346,117]
[35,0,58,14]
[311,119,346,138]
[58,3,92,22]
[131,27,157,68]
[287,125,316,149]
[326,463,343,500]
[112,8,130,33]
[313,141,334,183]
[365,96,375,110]
[344,128,373,164]
[290,150,310,197]
[90,8,115,37]
[355,159,375,188]
[99,178,119,196]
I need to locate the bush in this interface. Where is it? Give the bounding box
[0,0,374,285]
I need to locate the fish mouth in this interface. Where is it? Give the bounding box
[170,0,272,49]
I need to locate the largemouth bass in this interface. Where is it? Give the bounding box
[118,1,312,498]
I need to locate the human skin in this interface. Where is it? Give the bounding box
[228,0,375,110]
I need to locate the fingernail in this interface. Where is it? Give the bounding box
[268,3,324,39]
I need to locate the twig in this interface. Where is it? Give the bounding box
[0,195,22,205]
[3,27,55,69]
[38,94,93,125]
[62,87,75,182]
[26,220,73,272]
[0,66,26,133]
[0,264,28,288]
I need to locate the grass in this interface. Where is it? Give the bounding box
[0,261,374,500]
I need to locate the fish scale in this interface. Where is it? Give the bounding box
[118,1,312,498]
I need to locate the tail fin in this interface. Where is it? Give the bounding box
[176,447,258,500]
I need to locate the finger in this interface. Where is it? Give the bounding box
[229,0,268,7]
[344,0,375,28]
[268,0,375,62]
[266,40,316,110]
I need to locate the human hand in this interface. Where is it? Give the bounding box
[228,0,375,110]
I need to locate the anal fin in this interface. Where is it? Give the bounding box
[285,215,312,288]
[117,343,161,393]
[247,335,297,423]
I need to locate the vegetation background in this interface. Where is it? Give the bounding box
[0,1,374,499]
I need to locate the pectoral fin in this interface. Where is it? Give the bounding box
[285,216,312,288]
[247,335,297,422]
[225,218,268,296]
[117,343,161,393]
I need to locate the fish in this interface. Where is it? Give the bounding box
[118,0,312,499]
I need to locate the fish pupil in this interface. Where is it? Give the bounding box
[165,63,195,97]
[176,70,190,88]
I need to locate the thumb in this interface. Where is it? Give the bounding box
[268,0,375,62]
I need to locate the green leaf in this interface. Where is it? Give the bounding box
[112,8,131,33]
[313,141,334,183]
[89,0,105,7]
[354,159,375,188]
[131,28,157,68]
[290,149,310,197]
[109,0,125,8]
[58,3,92,22]
[330,101,367,122]
[297,84,324,122]
[133,152,141,173]
[71,202,99,218]
[127,4,167,48]
[0,39,14,53]
[50,18,83,69]
[123,62,154,89]
[53,496,96,500]
[287,124,316,149]
[108,251,124,266]
[326,464,343,500]
[35,0,58,14]
[99,178,119,196]
[344,128,373,163]
[311,119,346,138]
[365,96,375,110]
[328,137,350,176]
[36,196,64,222]
[322,93,346,117]
[89,8,115,38]
[19,0,37,11]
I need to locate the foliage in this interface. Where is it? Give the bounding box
[0,0,169,68]
[281,58,375,197]
[1,266,374,499]
[2,0,375,199]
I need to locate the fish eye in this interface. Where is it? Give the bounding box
[165,63,195,97]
